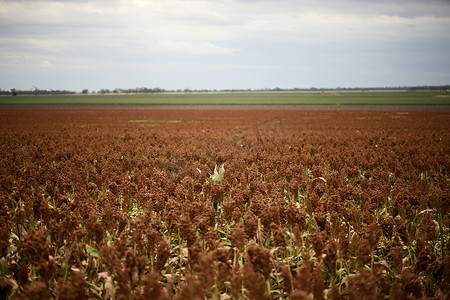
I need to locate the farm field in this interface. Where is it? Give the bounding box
[1,91,450,105]
[0,108,449,299]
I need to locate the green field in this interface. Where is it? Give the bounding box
[1,91,450,105]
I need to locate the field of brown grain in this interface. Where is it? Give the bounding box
[0,109,448,299]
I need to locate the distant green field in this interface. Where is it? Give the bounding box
[1,91,449,105]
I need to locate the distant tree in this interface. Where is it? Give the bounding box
[11,88,17,96]
[33,86,39,96]
[82,89,89,94]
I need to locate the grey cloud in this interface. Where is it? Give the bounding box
[238,0,450,18]
[0,0,449,91]
[0,0,93,2]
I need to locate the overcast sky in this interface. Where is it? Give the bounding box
[1,0,449,92]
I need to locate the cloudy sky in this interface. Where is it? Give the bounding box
[1,0,449,92]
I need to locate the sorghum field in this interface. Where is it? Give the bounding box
[0,109,449,299]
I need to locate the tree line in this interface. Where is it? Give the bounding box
[0,88,77,96]
[1,85,449,96]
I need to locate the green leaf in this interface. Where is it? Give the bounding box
[218,164,225,180]
[0,258,9,276]
[210,165,218,182]
[311,176,327,183]
[87,281,103,292]
[85,244,99,258]
[10,232,19,241]
[62,264,68,280]
[210,164,225,183]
